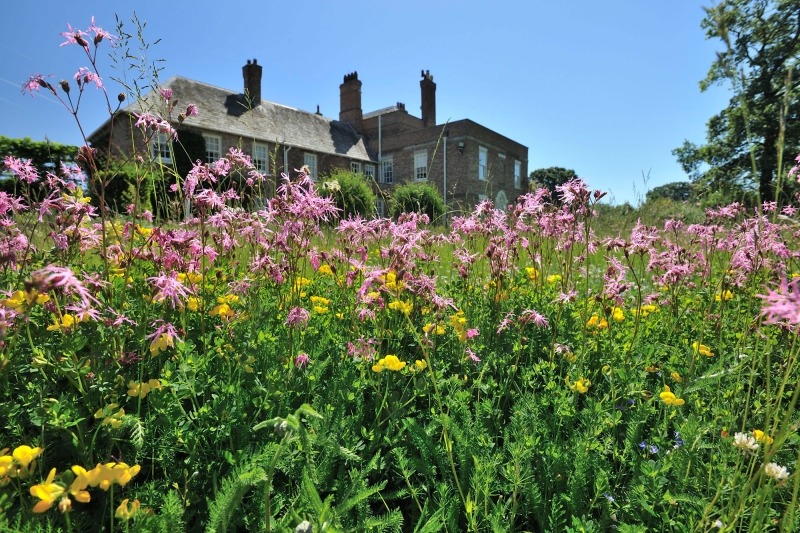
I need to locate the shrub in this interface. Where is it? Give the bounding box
[319,168,376,219]
[389,182,444,222]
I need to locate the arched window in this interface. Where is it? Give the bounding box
[495,190,508,211]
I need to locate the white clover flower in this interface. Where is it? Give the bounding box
[713,519,724,529]
[733,432,759,455]
[764,462,790,482]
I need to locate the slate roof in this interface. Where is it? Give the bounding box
[363,105,402,119]
[93,76,377,162]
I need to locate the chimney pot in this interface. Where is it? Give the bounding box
[243,59,263,105]
[340,71,363,132]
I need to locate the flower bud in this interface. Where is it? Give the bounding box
[75,35,88,47]
[59,80,70,93]
[59,497,72,513]
[178,113,186,124]
[94,34,103,46]
[117,92,126,103]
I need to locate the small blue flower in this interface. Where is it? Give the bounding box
[674,430,686,447]
[649,445,659,454]
[639,441,647,450]
[603,493,615,503]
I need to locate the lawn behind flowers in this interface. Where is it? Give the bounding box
[3,16,800,533]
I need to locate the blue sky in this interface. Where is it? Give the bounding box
[1,0,730,205]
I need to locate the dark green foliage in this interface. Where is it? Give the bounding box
[0,136,79,177]
[645,181,694,203]
[673,0,800,204]
[319,169,377,219]
[389,182,444,222]
[528,166,578,196]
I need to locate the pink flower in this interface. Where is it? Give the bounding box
[160,88,173,101]
[21,74,54,98]
[520,310,549,328]
[759,277,800,324]
[60,22,89,48]
[466,347,480,363]
[74,67,103,90]
[146,272,193,309]
[285,307,310,328]
[466,328,480,339]
[3,156,39,184]
[295,353,310,369]
[30,265,99,307]
[186,104,198,116]
[87,17,118,47]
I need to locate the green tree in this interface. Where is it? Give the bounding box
[528,167,578,196]
[0,136,79,177]
[389,182,444,222]
[645,181,694,203]
[319,168,376,219]
[673,0,800,204]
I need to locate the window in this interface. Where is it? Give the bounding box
[514,160,522,189]
[375,197,385,218]
[414,150,427,181]
[351,161,362,174]
[304,153,317,180]
[204,134,221,163]
[380,155,393,184]
[253,143,270,174]
[478,146,488,180]
[365,164,375,179]
[152,133,172,164]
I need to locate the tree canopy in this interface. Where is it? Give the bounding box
[673,0,800,204]
[528,167,578,196]
[0,136,79,177]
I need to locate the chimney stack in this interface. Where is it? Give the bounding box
[420,70,436,128]
[339,71,363,133]
[242,59,263,105]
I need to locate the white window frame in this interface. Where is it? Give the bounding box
[204,134,221,164]
[152,133,172,164]
[478,146,488,181]
[304,153,318,180]
[253,143,270,175]
[351,161,362,174]
[381,155,393,184]
[414,150,427,182]
[375,197,385,218]
[514,160,522,189]
[365,164,375,179]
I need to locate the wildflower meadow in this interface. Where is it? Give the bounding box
[3,16,800,533]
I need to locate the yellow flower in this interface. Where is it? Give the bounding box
[13,445,42,468]
[388,300,413,315]
[150,333,173,356]
[2,291,26,309]
[547,274,562,284]
[95,404,125,429]
[335,312,344,320]
[310,296,331,306]
[217,294,239,305]
[385,271,405,293]
[671,371,682,383]
[597,318,608,330]
[0,452,15,478]
[715,290,734,301]
[177,271,203,285]
[414,359,427,371]
[116,498,141,520]
[692,342,714,357]
[372,355,407,373]
[210,302,235,320]
[68,466,93,503]
[46,314,76,332]
[659,385,685,406]
[586,315,599,327]
[29,468,65,513]
[566,376,591,394]
[186,297,201,312]
[318,264,333,276]
[753,430,774,445]
[312,305,329,314]
[423,323,446,335]
[525,267,539,282]
[611,307,625,322]
[128,379,161,399]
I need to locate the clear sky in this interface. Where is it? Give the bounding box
[0,0,731,205]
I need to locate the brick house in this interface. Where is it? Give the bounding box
[88,60,528,217]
